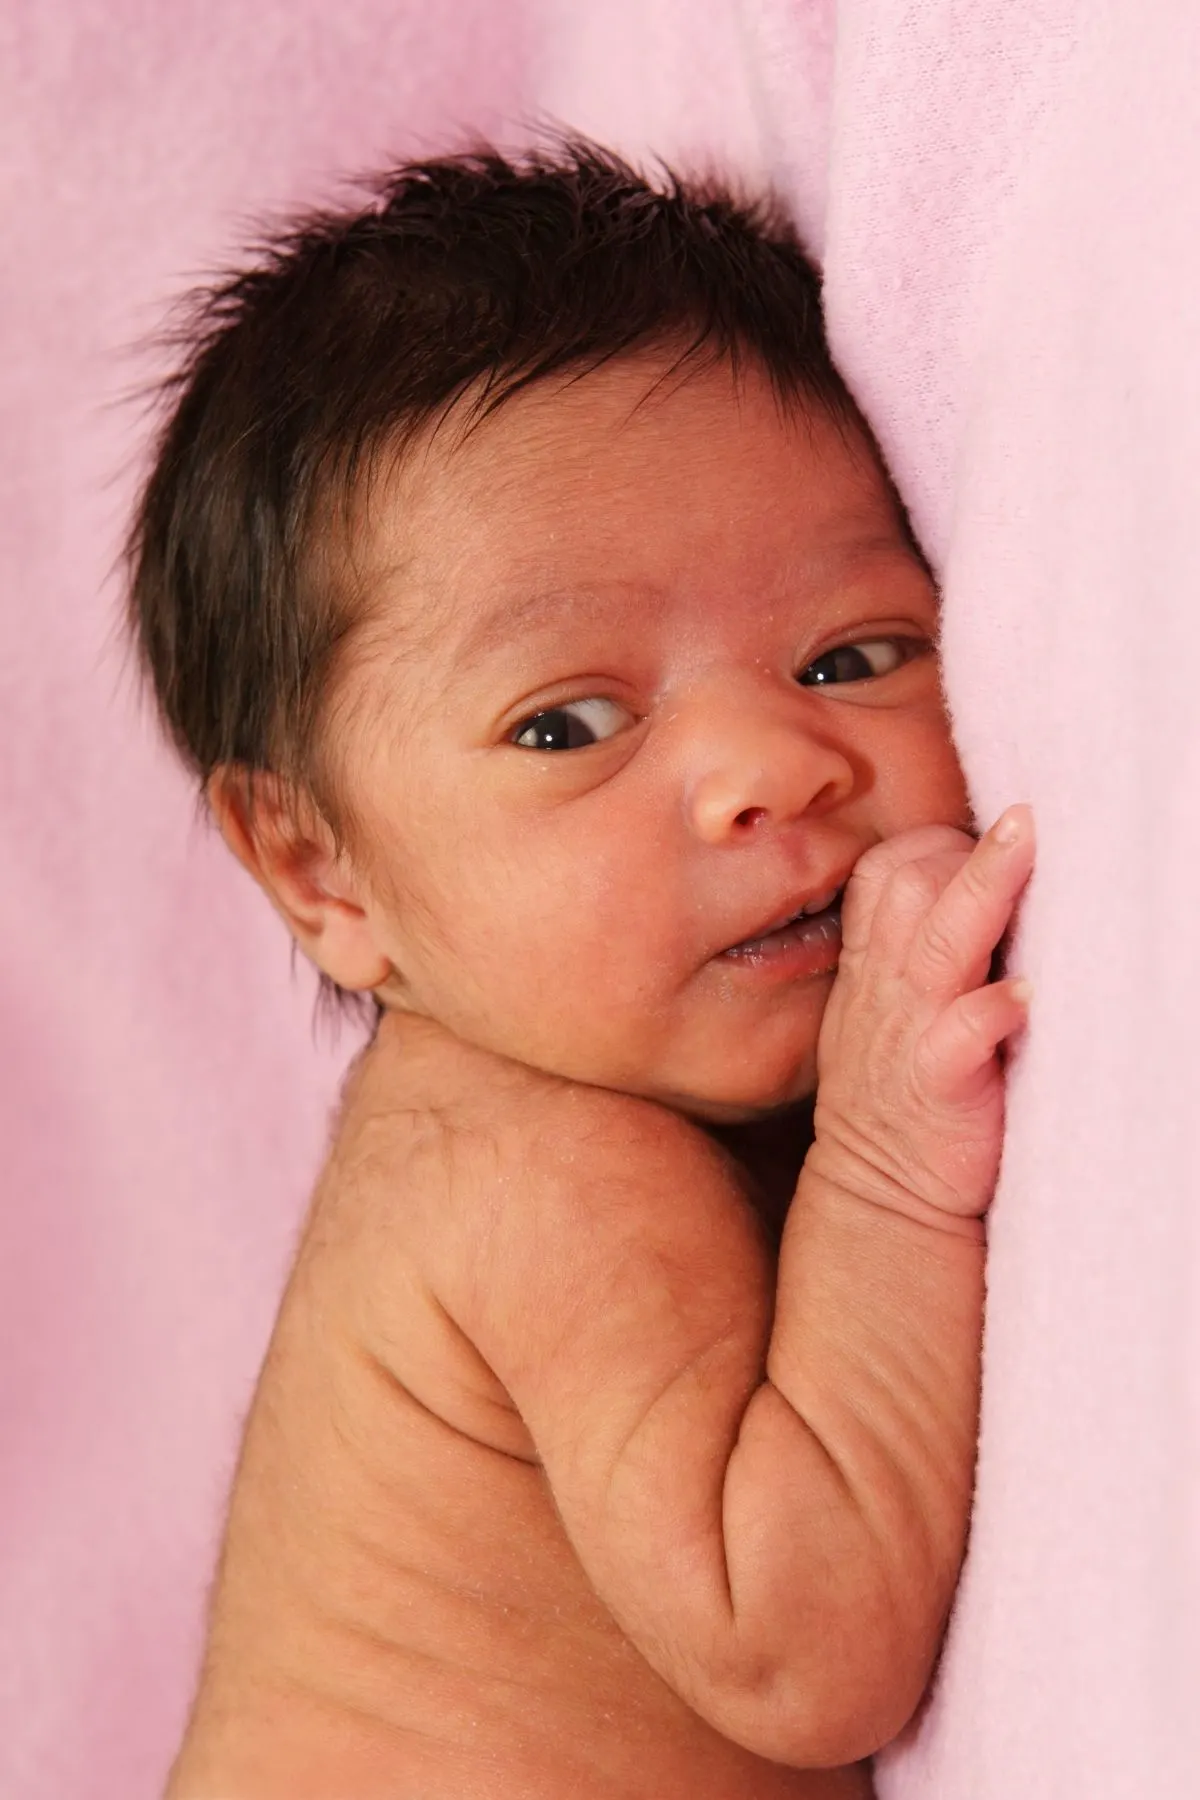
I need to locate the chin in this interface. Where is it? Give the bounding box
[656,1055,818,1127]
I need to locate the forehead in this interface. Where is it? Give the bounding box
[350,352,908,656]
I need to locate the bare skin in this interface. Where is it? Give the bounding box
[171,1039,873,1799]
[168,812,1031,1799]
[168,357,1033,1794]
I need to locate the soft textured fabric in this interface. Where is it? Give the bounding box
[1,10,530,1796]
[539,2,1200,1793]
[4,4,1197,1796]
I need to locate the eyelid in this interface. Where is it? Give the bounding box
[800,631,931,680]
[508,694,635,748]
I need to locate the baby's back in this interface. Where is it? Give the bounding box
[167,1043,873,1799]
[184,1282,869,1796]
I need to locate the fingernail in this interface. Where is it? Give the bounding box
[1010,978,1033,1004]
[994,807,1025,845]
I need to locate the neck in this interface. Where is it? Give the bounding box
[706,1098,815,1248]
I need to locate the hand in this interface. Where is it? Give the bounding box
[809,806,1034,1225]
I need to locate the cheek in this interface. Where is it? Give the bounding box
[858,715,968,841]
[390,798,687,1082]
[430,801,680,1023]
[379,791,620,975]
[882,706,968,816]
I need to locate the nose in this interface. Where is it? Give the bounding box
[681,682,857,845]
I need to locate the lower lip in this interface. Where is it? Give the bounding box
[718,907,843,980]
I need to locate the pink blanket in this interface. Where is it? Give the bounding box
[541,2,1200,1790]
[4,3,1195,1794]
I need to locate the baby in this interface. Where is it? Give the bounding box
[129,143,1032,1798]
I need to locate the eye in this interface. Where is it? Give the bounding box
[510,697,631,751]
[797,637,917,687]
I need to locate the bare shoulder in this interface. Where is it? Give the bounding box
[291,1013,768,1453]
[325,1011,743,1249]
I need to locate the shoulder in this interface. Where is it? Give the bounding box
[310,1012,771,1375]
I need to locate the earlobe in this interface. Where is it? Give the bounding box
[206,765,393,992]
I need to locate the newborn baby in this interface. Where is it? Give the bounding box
[129,142,1032,1798]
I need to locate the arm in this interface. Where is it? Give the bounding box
[411,810,1033,1767]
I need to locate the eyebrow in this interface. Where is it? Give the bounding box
[447,531,921,675]
[453,583,661,672]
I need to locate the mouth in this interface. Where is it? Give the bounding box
[718,884,846,970]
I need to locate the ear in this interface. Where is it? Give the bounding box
[207,766,392,993]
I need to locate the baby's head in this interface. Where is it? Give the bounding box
[129,141,967,1123]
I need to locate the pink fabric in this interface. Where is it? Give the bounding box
[539,1,1200,1792]
[6,3,1197,1796]
[2,8,530,1796]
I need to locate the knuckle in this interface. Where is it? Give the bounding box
[916,824,977,858]
[959,845,998,900]
[956,995,992,1045]
[857,824,974,877]
[910,1029,946,1094]
[848,840,899,884]
[884,859,944,916]
[912,995,998,1096]
[942,1000,993,1051]
[917,912,961,975]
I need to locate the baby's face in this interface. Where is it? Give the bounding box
[331,353,968,1121]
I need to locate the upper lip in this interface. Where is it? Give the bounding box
[719,869,854,955]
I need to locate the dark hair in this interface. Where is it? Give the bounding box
[125,137,859,1018]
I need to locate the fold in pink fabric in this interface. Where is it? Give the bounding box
[4,3,1196,1795]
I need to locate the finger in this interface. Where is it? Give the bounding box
[840,823,977,957]
[907,806,1035,1000]
[861,845,974,971]
[914,975,1032,1107]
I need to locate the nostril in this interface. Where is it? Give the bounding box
[732,806,767,831]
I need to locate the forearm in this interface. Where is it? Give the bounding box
[715,1169,984,1759]
[451,1084,976,1766]
[564,1163,981,1765]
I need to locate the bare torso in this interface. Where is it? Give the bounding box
[169,1054,873,1800]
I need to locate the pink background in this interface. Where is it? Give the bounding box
[4,3,1197,1795]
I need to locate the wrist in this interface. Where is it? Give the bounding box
[804,1115,990,1241]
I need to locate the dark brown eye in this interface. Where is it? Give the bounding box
[798,639,911,686]
[511,697,630,750]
